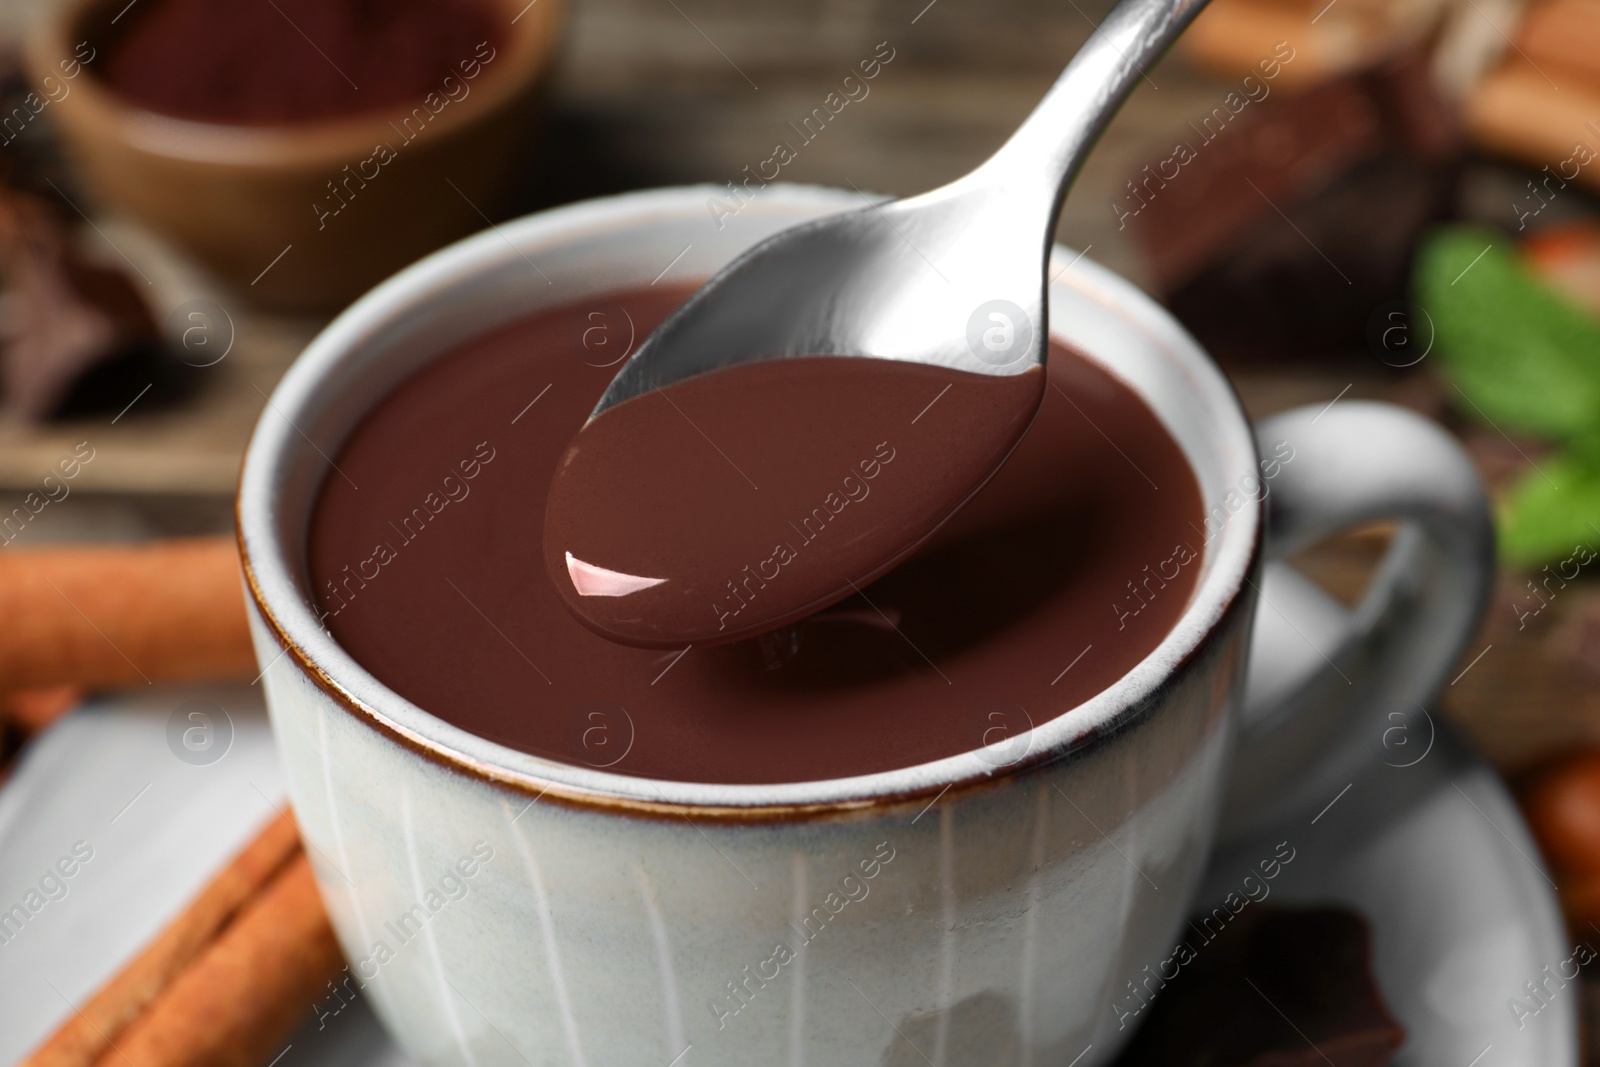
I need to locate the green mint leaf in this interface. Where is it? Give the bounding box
[1415,226,1600,440]
[1499,439,1600,566]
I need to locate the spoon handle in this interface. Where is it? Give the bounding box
[985,0,1211,201]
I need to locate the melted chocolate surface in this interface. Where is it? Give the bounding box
[308,287,1205,784]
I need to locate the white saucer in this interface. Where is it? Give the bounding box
[0,688,1576,1066]
[1199,712,1577,1067]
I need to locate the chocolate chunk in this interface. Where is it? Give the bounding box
[1113,906,1405,1067]
[1365,45,1464,164]
[1127,47,1463,363]
[1162,151,1457,364]
[0,189,167,421]
[1127,75,1387,293]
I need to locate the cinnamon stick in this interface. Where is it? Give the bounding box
[0,686,83,784]
[2,685,84,733]
[1180,0,1426,89]
[0,538,255,691]
[21,811,302,1067]
[1517,0,1600,88]
[1467,59,1600,192]
[89,854,344,1067]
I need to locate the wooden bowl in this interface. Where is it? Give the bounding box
[26,0,564,311]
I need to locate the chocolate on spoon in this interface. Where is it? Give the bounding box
[545,0,1211,647]
[544,356,1043,647]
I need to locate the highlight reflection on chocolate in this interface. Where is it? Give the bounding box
[308,286,1205,785]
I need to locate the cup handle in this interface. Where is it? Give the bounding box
[1218,401,1496,842]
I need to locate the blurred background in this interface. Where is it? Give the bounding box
[5,0,1600,1058]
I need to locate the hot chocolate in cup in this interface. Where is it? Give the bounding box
[238,185,1493,1065]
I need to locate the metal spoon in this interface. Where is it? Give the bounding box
[548,0,1211,648]
[589,0,1210,419]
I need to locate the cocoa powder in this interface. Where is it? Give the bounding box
[101,0,502,124]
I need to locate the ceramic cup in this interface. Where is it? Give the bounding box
[238,185,1495,1066]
